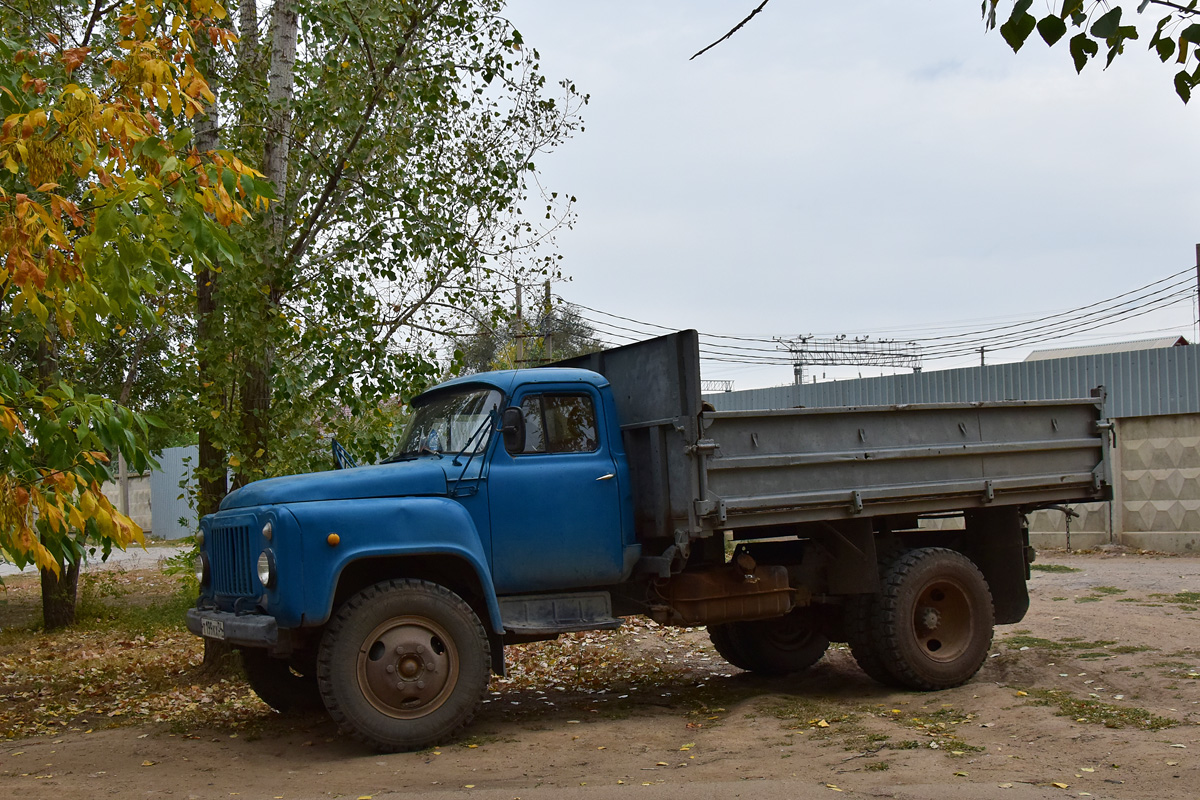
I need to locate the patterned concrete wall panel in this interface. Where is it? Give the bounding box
[1118,414,1200,539]
[1028,502,1110,533]
[99,473,152,531]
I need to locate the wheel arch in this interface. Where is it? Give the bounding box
[327,554,505,675]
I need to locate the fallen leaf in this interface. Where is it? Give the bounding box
[141,761,156,767]
[1015,691,1028,697]
[680,743,694,751]
[825,784,843,792]
[1052,782,1069,789]
[954,771,968,777]
[817,719,830,728]
[998,783,1014,789]
[655,761,668,766]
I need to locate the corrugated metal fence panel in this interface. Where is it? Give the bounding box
[148,445,198,540]
[707,344,1200,419]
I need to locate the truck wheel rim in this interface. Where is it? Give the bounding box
[910,578,972,663]
[357,616,460,719]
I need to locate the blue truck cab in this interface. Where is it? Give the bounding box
[188,331,1111,752]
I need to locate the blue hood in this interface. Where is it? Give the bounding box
[220,459,449,510]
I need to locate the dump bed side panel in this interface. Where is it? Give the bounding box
[703,399,1109,528]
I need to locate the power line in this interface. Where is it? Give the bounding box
[562,266,1197,368]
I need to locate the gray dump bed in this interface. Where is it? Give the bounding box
[553,331,1111,541]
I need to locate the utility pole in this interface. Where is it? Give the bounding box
[543,280,553,361]
[514,280,523,367]
[979,346,986,367]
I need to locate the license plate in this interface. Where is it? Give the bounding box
[201,618,225,640]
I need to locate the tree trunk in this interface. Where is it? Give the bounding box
[193,33,236,674]
[40,556,79,630]
[194,35,228,518]
[235,0,299,484]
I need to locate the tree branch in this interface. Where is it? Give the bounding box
[284,1,444,268]
[689,1,771,61]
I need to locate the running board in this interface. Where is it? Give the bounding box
[499,591,622,635]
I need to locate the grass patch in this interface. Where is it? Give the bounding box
[1030,564,1081,573]
[1027,689,1176,731]
[1075,596,1102,603]
[883,705,985,754]
[864,760,890,771]
[1091,586,1126,595]
[1109,645,1156,654]
[1004,635,1119,653]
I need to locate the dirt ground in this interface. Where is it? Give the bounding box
[3,551,1200,800]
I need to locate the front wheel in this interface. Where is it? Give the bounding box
[317,579,491,752]
[873,547,994,690]
[241,647,323,713]
[708,611,829,675]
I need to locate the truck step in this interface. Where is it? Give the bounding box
[499,591,623,635]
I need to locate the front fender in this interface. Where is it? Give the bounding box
[286,496,502,631]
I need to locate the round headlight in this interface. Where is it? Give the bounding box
[257,549,276,589]
[195,553,210,586]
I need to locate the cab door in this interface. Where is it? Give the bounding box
[487,386,626,594]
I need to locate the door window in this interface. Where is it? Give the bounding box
[518,393,599,454]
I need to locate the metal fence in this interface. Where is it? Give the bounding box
[707,344,1200,420]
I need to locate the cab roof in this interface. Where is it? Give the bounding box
[417,367,610,402]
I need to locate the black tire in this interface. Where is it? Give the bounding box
[844,539,908,687]
[873,547,994,690]
[317,579,491,752]
[843,593,903,688]
[240,647,324,713]
[708,611,829,675]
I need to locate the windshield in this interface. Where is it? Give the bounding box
[389,387,502,460]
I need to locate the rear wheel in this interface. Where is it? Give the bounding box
[240,647,323,713]
[844,593,902,687]
[318,579,491,752]
[874,548,994,690]
[708,611,829,675]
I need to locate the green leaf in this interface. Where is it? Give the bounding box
[1175,69,1193,102]
[1069,32,1099,72]
[1181,24,1200,44]
[1090,7,1123,40]
[1059,0,1084,18]
[1001,1,1038,51]
[1037,15,1068,46]
[1153,31,1177,62]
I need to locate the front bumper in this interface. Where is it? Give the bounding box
[186,608,295,656]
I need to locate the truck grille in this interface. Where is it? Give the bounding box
[209,523,256,596]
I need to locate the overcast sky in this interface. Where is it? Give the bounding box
[502,1,1200,389]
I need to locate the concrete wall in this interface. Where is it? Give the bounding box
[1027,412,1200,552]
[99,471,153,533]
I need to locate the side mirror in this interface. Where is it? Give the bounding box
[500,407,525,454]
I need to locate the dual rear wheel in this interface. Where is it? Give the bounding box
[709,547,995,691]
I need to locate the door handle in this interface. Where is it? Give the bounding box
[596,473,615,481]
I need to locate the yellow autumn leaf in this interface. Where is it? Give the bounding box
[210,409,220,418]
[228,455,241,467]
[1052,782,1069,789]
